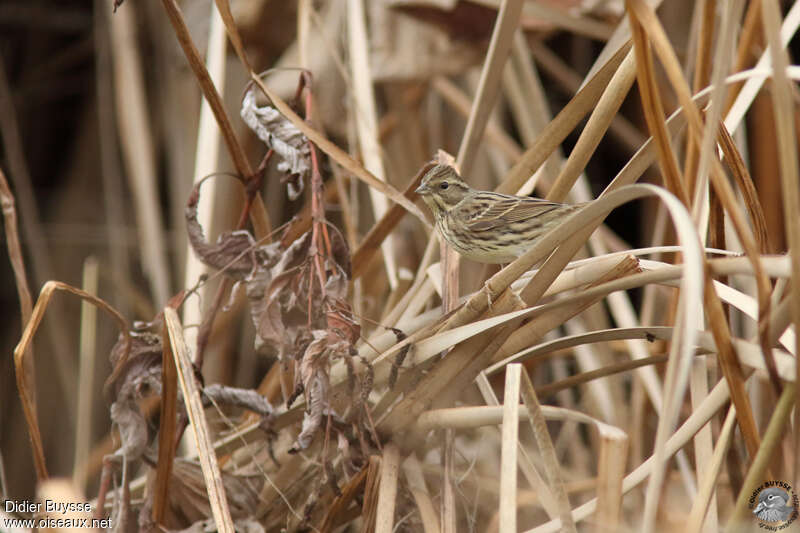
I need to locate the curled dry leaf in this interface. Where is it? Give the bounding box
[184,148,372,466]
[240,89,310,200]
[290,329,371,453]
[247,225,353,360]
[249,231,313,355]
[202,384,275,431]
[186,180,281,277]
[107,331,164,465]
[292,331,336,452]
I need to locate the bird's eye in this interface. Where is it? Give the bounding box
[440,182,449,190]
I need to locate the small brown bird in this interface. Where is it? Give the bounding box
[415,164,585,264]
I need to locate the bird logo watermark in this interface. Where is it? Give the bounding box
[749,481,799,530]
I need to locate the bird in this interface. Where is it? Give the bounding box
[753,487,795,523]
[414,164,585,264]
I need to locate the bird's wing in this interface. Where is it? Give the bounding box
[462,194,566,231]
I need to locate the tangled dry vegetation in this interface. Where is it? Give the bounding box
[3,0,800,531]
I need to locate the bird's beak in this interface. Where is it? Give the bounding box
[753,503,766,515]
[415,184,430,195]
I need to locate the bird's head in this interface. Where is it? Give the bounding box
[415,164,471,215]
[753,487,793,522]
[759,488,789,507]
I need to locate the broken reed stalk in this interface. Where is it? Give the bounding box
[163,308,235,533]
[13,282,132,481]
